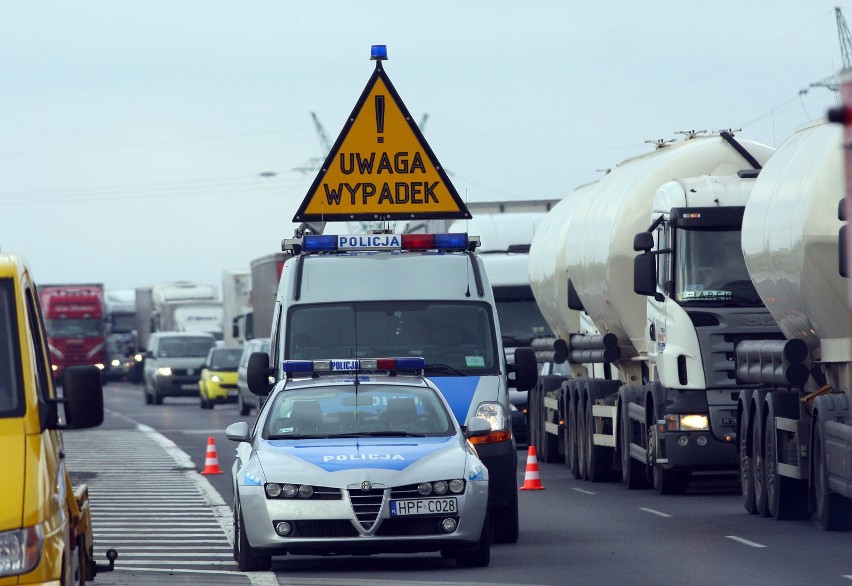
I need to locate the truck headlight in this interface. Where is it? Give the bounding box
[157,367,172,376]
[665,414,709,431]
[0,526,43,577]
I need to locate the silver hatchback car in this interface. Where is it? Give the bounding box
[236,338,270,416]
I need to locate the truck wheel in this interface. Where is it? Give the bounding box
[576,391,589,480]
[456,513,490,567]
[648,426,690,495]
[765,393,808,520]
[585,398,610,482]
[752,407,769,516]
[739,408,757,514]
[563,383,580,479]
[490,488,519,544]
[536,375,563,463]
[620,395,648,489]
[234,503,272,571]
[814,425,852,530]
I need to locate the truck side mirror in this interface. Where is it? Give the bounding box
[633,231,654,252]
[634,253,658,297]
[247,351,274,396]
[509,346,538,392]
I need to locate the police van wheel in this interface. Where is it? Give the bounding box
[490,489,519,544]
[456,514,490,567]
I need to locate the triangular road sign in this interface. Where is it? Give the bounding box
[293,58,470,223]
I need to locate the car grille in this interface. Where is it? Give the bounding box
[377,516,458,536]
[390,484,422,499]
[293,520,358,538]
[348,488,385,531]
[220,383,237,389]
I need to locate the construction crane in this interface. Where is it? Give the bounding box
[806,7,852,93]
[293,112,431,174]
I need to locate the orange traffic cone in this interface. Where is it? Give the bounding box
[520,445,545,490]
[201,437,224,475]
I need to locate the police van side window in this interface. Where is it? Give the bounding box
[270,302,283,373]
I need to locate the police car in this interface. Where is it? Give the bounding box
[226,357,491,571]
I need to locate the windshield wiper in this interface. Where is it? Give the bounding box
[425,363,465,375]
[329,431,427,438]
[267,434,329,440]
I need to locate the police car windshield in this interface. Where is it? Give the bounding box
[287,301,499,375]
[263,384,455,439]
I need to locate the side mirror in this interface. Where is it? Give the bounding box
[62,366,104,429]
[509,346,538,392]
[465,416,492,439]
[633,231,654,252]
[226,421,251,443]
[247,352,274,396]
[634,253,657,297]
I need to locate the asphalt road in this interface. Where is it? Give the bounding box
[67,381,852,586]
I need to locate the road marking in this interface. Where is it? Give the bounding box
[726,535,766,548]
[640,507,671,518]
[571,487,596,495]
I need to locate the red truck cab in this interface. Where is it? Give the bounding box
[38,284,107,382]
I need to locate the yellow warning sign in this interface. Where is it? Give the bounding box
[293,59,470,222]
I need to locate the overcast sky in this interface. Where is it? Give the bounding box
[0,1,847,292]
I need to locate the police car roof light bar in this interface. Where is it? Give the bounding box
[282,357,425,376]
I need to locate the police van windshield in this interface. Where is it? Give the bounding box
[264,385,455,439]
[287,301,499,375]
[0,280,23,418]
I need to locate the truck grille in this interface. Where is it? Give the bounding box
[347,488,385,531]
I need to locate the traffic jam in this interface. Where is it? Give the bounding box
[7,36,852,586]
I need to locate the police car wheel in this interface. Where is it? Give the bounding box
[235,504,271,572]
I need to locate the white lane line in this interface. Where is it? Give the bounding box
[726,535,766,548]
[841,575,852,580]
[640,507,671,518]
[571,487,596,495]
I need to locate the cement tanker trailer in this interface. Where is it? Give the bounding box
[736,119,852,527]
[528,131,778,493]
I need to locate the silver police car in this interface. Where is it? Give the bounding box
[226,357,491,571]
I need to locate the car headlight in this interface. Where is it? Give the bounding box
[111,359,121,367]
[211,375,222,383]
[0,526,43,577]
[157,367,172,376]
[665,414,709,431]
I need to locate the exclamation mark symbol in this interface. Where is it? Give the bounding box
[375,95,385,143]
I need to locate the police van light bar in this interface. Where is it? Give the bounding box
[283,357,426,375]
[284,233,478,254]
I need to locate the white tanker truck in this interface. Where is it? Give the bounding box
[528,131,779,493]
[735,117,852,527]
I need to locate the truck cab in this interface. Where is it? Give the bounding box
[0,253,105,584]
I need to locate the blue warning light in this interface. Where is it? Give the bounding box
[371,45,388,61]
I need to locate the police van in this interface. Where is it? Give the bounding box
[247,232,538,543]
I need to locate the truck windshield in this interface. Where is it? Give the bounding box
[45,318,104,338]
[0,280,24,417]
[110,313,136,333]
[494,299,550,347]
[674,228,761,305]
[287,301,499,375]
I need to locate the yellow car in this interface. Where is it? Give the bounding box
[199,347,243,409]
